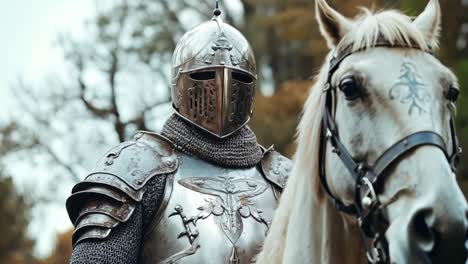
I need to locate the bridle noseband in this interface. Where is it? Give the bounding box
[318,42,462,264]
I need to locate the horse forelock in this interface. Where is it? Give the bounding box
[340,9,436,53]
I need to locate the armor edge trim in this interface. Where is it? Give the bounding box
[260,150,292,190]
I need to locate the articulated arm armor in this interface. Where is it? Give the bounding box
[66,132,178,247]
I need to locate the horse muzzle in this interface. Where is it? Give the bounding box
[385,177,468,264]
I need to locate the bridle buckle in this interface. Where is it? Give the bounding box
[366,246,386,264]
[323,83,332,93]
[360,177,378,211]
[366,234,389,264]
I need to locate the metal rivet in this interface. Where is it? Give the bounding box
[133,132,143,140]
[362,196,372,210]
[403,140,409,146]
[357,164,365,174]
[164,160,174,167]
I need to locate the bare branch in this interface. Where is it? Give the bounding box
[0,123,39,156]
[108,48,121,122]
[107,1,130,142]
[71,53,115,118]
[160,0,187,32]
[78,77,114,118]
[39,141,81,183]
[123,100,169,131]
[184,1,212,20]
[11,81,52,128]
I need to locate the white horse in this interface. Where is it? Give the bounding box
[256,0,468,263]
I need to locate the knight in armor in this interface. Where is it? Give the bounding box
[66,4,291,264]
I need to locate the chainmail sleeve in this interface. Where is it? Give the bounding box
[69,174,168,264]
[70,205,142,264]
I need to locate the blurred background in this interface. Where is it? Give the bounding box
[0,0,467,263]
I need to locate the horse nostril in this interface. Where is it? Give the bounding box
[412,209,435,253]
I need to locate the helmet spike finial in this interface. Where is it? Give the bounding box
[214,0,221,16]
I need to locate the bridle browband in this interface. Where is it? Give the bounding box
[318,41,462,264]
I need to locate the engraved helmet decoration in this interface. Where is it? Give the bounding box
[171,5,257,138]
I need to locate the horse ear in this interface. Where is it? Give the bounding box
[413,0,441,48]
[315,0,352,49]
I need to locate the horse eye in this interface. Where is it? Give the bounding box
[339,77,362,101]
[445,86,460,102]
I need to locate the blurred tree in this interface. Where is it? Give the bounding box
[35,230,73,264]
[251,80,313,156]
[0,122,38,156]
[240,0,379,91]
[441,1,468,184]
[8,0,203,194]
[0,175,35,264]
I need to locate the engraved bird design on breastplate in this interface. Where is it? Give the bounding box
[178,175,270,244]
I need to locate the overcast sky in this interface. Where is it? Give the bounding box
[0,0,96,116]
[1,0,96,256]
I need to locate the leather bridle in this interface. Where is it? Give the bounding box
[318,42,462,264]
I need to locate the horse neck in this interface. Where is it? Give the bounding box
[314,196,366,264]
[277,167,366,264]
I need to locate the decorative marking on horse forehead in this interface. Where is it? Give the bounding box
[389,61,432,115]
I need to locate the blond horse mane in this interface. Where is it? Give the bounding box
[256,8,435,264]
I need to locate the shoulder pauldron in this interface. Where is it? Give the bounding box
[260,149,292,190]
[66,131,178,247]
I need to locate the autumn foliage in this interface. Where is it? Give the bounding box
[251,80,313,157]
[0,177,34,264]
[35,231,73,264]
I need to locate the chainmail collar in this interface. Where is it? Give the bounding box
[161,114,263,168]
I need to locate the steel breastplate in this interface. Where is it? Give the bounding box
[141,153,278,264]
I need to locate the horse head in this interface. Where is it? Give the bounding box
[318,0,467,262]
[257,1,467,263]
